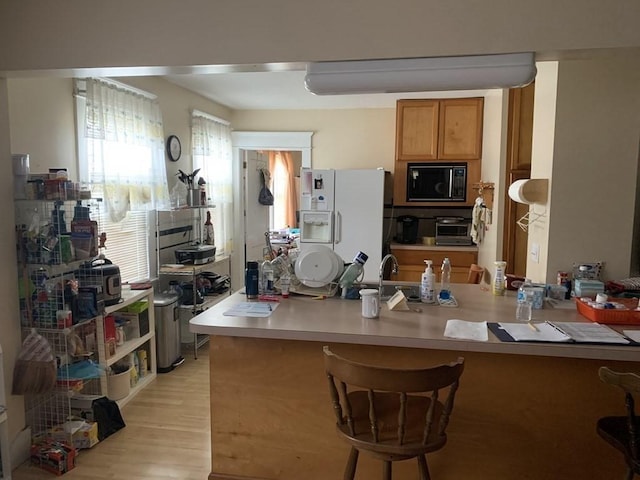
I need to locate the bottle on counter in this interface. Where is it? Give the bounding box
[245,261,259,299]
[338,251,368,298]
[203,210,215,245]
[420,259,436,304]
[261,259,274,294]
[280,272,291,298]
[439,257,451,300]
[515,278,533,322]
[492,261,507,296]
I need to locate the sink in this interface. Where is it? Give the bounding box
[361,281,421,302]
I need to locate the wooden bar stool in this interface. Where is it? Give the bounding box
[323,347,465,480]
[597,367,640,479]
[467,264,484,284]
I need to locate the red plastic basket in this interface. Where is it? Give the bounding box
[575,297,640,325]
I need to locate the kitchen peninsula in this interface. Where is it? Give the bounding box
[190,285,638,480]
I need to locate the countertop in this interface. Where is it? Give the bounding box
[190,284,640,361]
[390,242,478,252]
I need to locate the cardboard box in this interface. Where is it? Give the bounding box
[50,420,99,450]
[30,440,76,476]
[70,394,105,422]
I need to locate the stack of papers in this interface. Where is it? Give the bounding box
[223,302,279,317]
[495,321,630,344]
[444,319,488,341]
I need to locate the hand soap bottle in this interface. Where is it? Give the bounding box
[420,260,436,304]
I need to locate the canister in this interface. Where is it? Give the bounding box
[527,286,545,309]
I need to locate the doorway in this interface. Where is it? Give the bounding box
[231,132,313,290]
[241,149,303,264]
[502,83,534,276]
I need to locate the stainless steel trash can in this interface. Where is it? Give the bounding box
[154,293,183,373]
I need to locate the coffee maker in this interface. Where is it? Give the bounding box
[395,215,419,244]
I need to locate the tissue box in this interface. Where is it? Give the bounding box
[574,279,605,298]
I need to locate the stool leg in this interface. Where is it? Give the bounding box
[383,460,392,480]
[417,455,431,480]
[624,466,633,480]
[344,447,359,480]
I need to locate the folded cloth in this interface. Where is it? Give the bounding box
[606,277,640,294]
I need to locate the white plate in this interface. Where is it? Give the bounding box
[295,245,344,287]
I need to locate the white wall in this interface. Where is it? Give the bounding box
[527,62,559,282]
[8,78,78,178]
[0,79,25,458]
[231,109,396,171]
[1,1,639,72]
[528,55,640,283]
[476,90,509,271]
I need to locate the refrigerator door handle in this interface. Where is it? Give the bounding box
[334,211,341,244]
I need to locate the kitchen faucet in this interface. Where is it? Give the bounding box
[378,254,399,298]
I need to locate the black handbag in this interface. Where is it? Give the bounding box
[92,396,126,441]
[258,169,274,206]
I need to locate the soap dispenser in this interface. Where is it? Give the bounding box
[420,260,436,304]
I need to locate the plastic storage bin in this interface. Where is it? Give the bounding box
[107,367,132,401]
[575,297,640,325]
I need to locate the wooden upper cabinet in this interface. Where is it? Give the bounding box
[396,100,439,160]
[393,97,484,207]
[396,98,483,162]
[438,98,484,160]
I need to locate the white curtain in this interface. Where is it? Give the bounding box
[191,113,233,255]
[83,78,170,222]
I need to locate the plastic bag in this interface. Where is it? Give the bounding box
[259,186,274,206]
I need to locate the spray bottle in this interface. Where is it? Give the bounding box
[420,260,436,304]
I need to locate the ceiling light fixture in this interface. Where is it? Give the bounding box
[304,52,536,95]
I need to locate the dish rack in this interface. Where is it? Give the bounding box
[575,297,640,325]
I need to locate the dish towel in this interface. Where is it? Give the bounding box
[471,197,484,244]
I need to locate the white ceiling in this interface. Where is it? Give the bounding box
[163,69,491,110]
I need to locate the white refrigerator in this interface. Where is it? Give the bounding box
[299,168,384,283]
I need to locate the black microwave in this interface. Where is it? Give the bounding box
[406,163,467,202]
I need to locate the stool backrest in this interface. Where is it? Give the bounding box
[324,346,464,446]
[598,367,640,465]
[467,264,484,284]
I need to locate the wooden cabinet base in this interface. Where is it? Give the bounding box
[208,335,628,480]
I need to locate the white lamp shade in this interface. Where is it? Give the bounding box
[305,52,536,95]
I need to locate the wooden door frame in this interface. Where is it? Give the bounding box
[502,86,533,276]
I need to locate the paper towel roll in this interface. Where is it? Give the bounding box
[508,179,532,204]
[508,179,548,204]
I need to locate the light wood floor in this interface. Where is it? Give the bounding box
[13,348,211,480]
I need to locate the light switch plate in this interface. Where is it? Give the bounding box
[530,243,540,263]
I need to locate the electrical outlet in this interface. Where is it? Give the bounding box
[530,243,540,263]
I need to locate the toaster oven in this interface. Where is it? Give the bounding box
[435,217,473,246]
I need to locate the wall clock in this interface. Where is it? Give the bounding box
[166,135,182,162]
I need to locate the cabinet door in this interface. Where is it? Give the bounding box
[438,98,484,160]
[396,100,439,160]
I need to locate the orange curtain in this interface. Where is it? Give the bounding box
[268,151,298,229]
